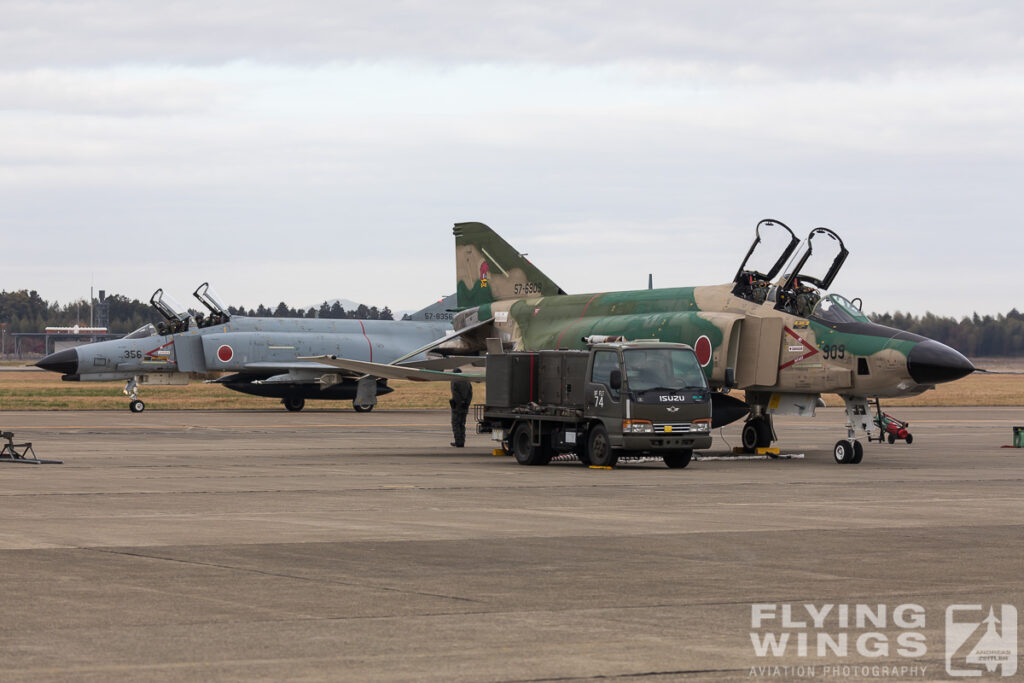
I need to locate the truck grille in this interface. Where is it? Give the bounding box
[653,423,693,434]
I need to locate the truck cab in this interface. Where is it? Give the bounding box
[584,341,712,466]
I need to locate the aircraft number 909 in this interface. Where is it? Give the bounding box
[123,350,144,359]
[513,282,543,296]
[821,344,846,360]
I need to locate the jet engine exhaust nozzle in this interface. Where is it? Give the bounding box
[36,348,79,376]
[906,340,974,385]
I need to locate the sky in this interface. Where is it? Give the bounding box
[1,1,1021,317]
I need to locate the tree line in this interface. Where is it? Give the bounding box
[0,290,393,335]
[1,289,1022,356]
[868,309,1024,358]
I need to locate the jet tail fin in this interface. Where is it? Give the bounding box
[453,222,564,308]
[405,293,457,322]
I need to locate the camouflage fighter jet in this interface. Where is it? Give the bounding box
[317,220,974,464]
[35,284,477,412]
[451,220,976,463]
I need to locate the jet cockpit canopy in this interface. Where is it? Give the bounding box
[775,228,849,317]
[123,323,158,339]
[811,293,869,324]
[732,219,800,303]
[193,282,231,327]
[150,289,191,334]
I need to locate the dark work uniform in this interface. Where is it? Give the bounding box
[450,379,473,447]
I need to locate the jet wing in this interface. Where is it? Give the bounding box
[399,356,485,371]
[386,317,495,364]
[299,355,485,383]
[240,361,346,371]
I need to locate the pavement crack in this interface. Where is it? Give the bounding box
[81,547,480,604]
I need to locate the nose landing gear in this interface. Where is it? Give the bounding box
[833,438,863,464]
[124,378,145,413]
[834,396,873,464]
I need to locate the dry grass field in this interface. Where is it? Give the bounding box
[0,358,1019,410]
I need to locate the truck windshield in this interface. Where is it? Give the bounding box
[623,348,708,392]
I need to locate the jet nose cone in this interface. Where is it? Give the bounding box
[907,340,974,385]
[36,348,79,375]
[711,391,750,428]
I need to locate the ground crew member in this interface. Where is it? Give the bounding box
[450,368,472,447]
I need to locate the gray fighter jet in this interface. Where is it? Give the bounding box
[35,284,473,412]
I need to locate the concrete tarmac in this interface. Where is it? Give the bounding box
[0,407,1021,681]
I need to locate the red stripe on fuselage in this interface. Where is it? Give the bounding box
[554,294,600,349]
[358,320,373,362]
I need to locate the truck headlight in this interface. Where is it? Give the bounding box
[691,419,711,433]
[622,420,653,433]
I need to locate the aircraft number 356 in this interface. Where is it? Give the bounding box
[123,350,144,359]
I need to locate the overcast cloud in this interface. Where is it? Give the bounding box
[0,1,1020,316]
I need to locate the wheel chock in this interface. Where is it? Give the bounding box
[731,447,780,455]
[588,465,613,470]
[492,448,508,456]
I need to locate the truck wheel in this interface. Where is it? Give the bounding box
[511,422,548,466]
[586,425,618,467]
[283,397,305,412]
[663,449,692,469]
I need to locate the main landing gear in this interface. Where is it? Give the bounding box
[281,398,375,412]
[740,415,774,453]
[282,397,305,412]
[124,377,145,413]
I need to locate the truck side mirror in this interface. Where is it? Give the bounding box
[609,369,622,391]
[724,367,736,389]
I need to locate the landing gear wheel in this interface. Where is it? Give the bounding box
[587,424,618,467]
[851,440,864,464]
[833,440,854,464]
[887,433,896,444]
[129,400,145,413]
[353,403,374,413]
[510,422,550,466]
[283,397,305,412]
[905,434,913,445]
[663,449,693,469]
[741,418,773,453]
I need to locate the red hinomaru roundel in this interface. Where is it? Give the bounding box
[694,335,712,367]
[217,345,233,363]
